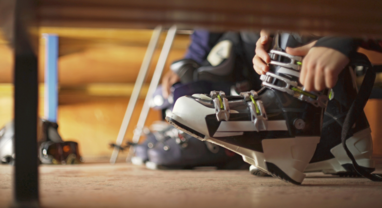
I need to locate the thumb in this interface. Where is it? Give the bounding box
[286,40,317,56]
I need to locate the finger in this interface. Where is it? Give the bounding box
[253,63,264,75]
[314,66,325,91]
[163,83,171,99]
[253,56,269,74]
[286,40,317,56]
[299,57,309,85]
[255,45,271,64]
[170,73,180,85]
[325,68,339,89]
[303,63,316,91]
[252,57,263,75]
[253,55,266,71]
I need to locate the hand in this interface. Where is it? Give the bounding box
[253,30,272,75]
[162,70,180,98]
[286,42,350,91]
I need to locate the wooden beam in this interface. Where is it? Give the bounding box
[38,0,382,38]
[0,28,190,84]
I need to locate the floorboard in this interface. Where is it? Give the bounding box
[1,163,382,208]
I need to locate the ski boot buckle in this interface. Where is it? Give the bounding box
[211,91,230,121]
[241,91,268,131]
[260,72,298,95]
[296,90,329,108]
[269,50,302,71]
[260,72,328,108]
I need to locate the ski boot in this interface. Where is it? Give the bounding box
[0,119,81,165]
[131,133,161,165]
[39,120,81,164]
[130,122,173,165]
[146,126,249,170]
[306,66,375,176]
[39,140,81,164]
[0,122,15,164]
[167,34,329,185]
[249,58,375,177]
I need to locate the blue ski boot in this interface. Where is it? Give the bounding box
[130,122,172,165]
[146,126,249,170]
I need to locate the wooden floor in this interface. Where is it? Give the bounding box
[1,163,382,208]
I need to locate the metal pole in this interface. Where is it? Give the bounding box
[43,34,59,122]
[110,26,162,163]
[126,25,177,160]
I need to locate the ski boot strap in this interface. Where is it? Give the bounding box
[261,50,328,108]
[342,53,382,182]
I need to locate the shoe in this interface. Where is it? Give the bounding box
[167,33,328,185]
[249,63,375,177]
[0,121,15,164]
[0,119,81,165]
[306,66,374,175]
[39,141,81,164]
[130,122,172,165]
[131,133,160,165]
[146,127,249,170]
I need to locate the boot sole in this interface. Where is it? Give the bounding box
[250,128,375,177]
[306,128,375,174]
[166,116,320,185]
[145,161,247,170]
[145,161,191,170]
[131,157,147,166]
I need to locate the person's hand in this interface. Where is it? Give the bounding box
[253,30,272,75]
[162,70,180,98]
[286,42,350,91]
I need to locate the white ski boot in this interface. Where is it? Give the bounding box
[249,60,375,177]
[167,33,329,184]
